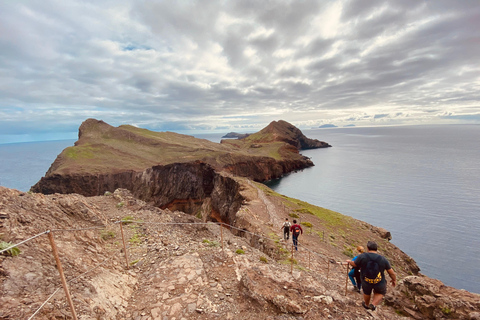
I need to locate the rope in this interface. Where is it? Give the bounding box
[27,253,116,319]
[50,226,106,232]
[27,288,61,320]
[12,219,342,320]
[0,230,49,255]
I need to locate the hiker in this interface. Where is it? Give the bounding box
[348,246,364,292]
[348,241,396,311]
[281,218,291,240]
[289,220,303,251]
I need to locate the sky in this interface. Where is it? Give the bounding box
[1,0,479,143]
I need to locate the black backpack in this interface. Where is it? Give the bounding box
[293,225,301,236]
[363,255,382,284]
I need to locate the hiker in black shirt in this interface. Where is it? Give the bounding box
[348,241,396,311]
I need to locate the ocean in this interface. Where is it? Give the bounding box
[0,124,479,293]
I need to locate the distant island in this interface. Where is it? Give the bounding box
[319,124,337,128]
[221,132,251,139]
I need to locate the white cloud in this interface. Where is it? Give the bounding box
[0,0,479,142]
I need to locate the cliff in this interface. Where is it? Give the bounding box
[243,120,332,149]
[32,119,327,195]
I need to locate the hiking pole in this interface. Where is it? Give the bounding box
[47,231,78,320]
[345,263,349,296]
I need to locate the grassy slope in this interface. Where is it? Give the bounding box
[48,122,305,175]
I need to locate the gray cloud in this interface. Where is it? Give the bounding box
[1,0,479,143]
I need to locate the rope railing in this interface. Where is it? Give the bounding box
[0,230,49,255]
[4,219,352,319]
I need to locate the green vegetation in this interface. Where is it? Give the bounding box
[301,221,312,228]
[202,239,219,247]
[64,145,96,160]
[279,257,297,265]
[130,259,140,265]
[235,249,245,254]
[289,213,300,218]
[116,202,125,208]
[129,233,142,245]
[441,306,453,315]
[342,246,355,258]
[121,215,135,224]
[100,229,116,240]
[0,241,21,256]
[104,191,112,196]
[259,256,268,263]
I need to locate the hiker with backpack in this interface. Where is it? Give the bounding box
[348,246,365,293]
[281,218,291,240]
[347,241,396,311]
[289,220,303,251]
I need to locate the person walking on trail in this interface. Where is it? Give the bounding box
[289,220,303,251]
[281,218,291,240]
[347,241,396,311]
[348,246,364,293]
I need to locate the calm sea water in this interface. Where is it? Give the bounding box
[0,139,76,192]
[1,125,479,293]
[265,124,480,294]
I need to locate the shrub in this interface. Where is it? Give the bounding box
[100,229,116,240]
[259,256,268,263]
[129,233,142,245]
[289,213,300,218]
[202,239,219,247]
[0,241,21,256]
[116,202,125,208]
[235,249,245,254]
[301,222,312,228]
[121,215,135,224]
[104,191,112,196]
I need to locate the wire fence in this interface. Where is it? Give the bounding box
[1,218,352,320]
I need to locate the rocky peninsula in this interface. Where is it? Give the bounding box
[1,119,478,319]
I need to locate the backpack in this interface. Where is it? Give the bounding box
[293,225,301,236]
[363,255,382,284]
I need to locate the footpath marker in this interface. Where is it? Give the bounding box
[119,222,129,269]
[47,231,78,320]
[345,263,350,296]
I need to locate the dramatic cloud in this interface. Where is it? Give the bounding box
[1,0,479,142]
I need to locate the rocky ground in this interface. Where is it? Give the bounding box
[1,186,479,320]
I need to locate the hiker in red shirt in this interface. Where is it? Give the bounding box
[289,220,303,251]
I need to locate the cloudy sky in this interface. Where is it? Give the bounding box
[1,0,479,143]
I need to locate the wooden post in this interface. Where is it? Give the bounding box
[47,231,78,320]
[220,223,224,254]
[327,259,330,280]
[290,244,294,274]
[308,250,311,270]
[345,263,350,296]
[119,222,129,269]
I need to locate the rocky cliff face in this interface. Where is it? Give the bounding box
[32,162,244,226]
